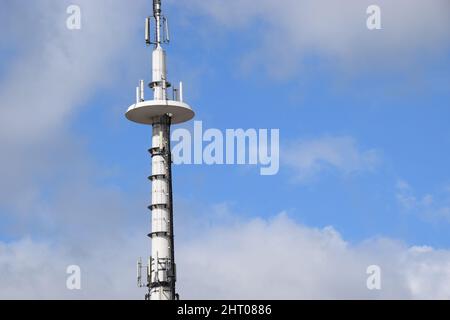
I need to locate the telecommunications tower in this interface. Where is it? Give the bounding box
[128,0,195,300]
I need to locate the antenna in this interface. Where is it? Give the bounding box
[136,86,140,104]
[154,0,162,45]
[139,80,145,102]
[163,17,170,43]
[125,0,195,301]
[144,0,170,46]
[145,17,151,46]
[137,258,142,287]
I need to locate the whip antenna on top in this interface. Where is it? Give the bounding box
[126,0,195,300]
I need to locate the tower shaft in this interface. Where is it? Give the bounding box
[149,116,175,300]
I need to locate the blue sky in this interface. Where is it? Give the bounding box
[1,0,450,299]
[85,1,450,246]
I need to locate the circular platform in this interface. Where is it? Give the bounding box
[126,100,195,125]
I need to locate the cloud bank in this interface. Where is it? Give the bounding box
[178,0,450,76]
[1,211,450,299]
[284,136,380,182]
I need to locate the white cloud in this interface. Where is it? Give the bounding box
[0,0,146,213]
[283,136,380,182]
[0,0,145,144]
[178,213,450,299]
[178,0,450,77]
[396,180,450,223]
[0,236,146,299]
[2,211,450,299]
[0,2,150,296]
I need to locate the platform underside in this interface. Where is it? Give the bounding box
[126,100,195,125]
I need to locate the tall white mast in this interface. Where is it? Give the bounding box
[127,0,195,300]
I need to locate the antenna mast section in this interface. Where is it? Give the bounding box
[127,0,195,301]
